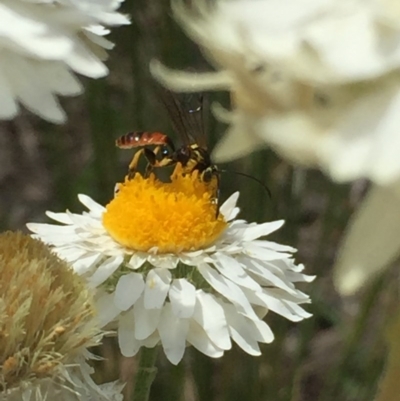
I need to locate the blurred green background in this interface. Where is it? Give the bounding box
[0,1,395,400]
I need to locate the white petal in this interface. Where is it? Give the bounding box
[87,255,123,288]
[283,302,312,319]
[144,268,171,309]
[193,290,231,350]
[142,332,161,348]
[213,124,264,163]
[133,296,162,340]
[96,292,121,327]
[213,252,261,291]
[264,287,310,303]
[158,303,189,365]
[118,309,140,357]
[243,243,292,261]
[222,303,261,356]
[128,253,147,270]
[254,290,306,322]
[78,194,105,215]
[253,240,296,253]
[286,271,316,283]
[247,319,274,343]
[114,273,145,311]
[45,211,74,225]
[334,184,400,295]
[187,320,224,359]
[219,192,240,221]
[169,279,196,318]
[3,55,66,123]
[72,252,102,275]
[242,221,284,241]
[244,259,298,295]
[198,263,258,320]
[66,41,108,78]
[150,60,231,91]
[27,222,77,236]
[148,254,179,269]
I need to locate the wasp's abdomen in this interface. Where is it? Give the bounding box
[116,132,170,149]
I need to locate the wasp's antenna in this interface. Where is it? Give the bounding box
[219,169,272,200]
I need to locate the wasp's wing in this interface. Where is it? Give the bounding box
[155,85,208,149]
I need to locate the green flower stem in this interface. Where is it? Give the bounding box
[132,347,159,401]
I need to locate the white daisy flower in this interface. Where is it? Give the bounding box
[0,0,129,123]
[28,165,314,365]
[0,231,124,401]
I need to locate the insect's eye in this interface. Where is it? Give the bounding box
[161,147,170,156]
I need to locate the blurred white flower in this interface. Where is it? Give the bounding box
[0,231,124,401]
[150,0,400,296]
[0,0,129,123]
[28,167,313,365]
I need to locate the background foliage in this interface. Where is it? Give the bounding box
[0,1,395,400]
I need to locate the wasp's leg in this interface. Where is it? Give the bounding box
[153,156,175,168]
[127,148,146,179]
[143,147,159,177]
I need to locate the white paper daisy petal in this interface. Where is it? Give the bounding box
[286,271,316,283]
[118,309,140,357]
[169,279,196,318]
[96,292,121,327]
[31,232,84,245]
[244,243,293,261]
[141,332,161,348]
[158,303,190,365]
[87,255,123,288]
[245,259,299,295]
[128,253,147,270]
[78,194,106,215]
[243,221,285,241]
[67,210,101,228]
[45,211,74,225]
[264,287,310,303]
[114,273,145,311]
[285,301,313,319]
[148,254,179,269]
[247,319,274,344]
[257,291,305,322]
[254,240,296,253]
[219,192,240,220]
[65,40,108,78]
[193,290,231,350]
[264,259,301,277]
[57,247,87,264]
[6,57,67,123]
[198,263,259,320]
[71,252,102,274]
[222,303,261,356]
[133,296,162,340]
[187,320,225,359]
[27,222,77,235]
[144,268,171,309]
[286,261,307,273]
[43,63,83,96]
[213,252,261,291]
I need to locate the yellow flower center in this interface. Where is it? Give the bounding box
[102,165,227,253]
